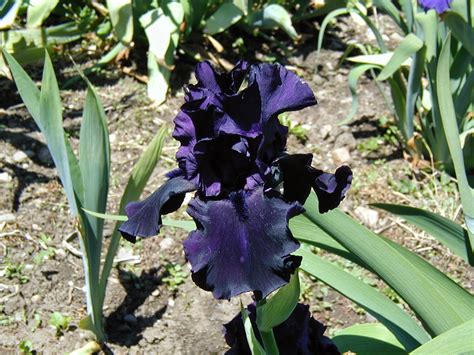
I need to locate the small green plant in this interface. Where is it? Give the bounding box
[162,262,188,294]
[279,113,309,142]
[49,312,72,337]
[4,261,29,284]
[34,233,57,264]
[19,340,35,355]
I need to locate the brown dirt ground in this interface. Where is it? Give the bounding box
[0,14,472,355]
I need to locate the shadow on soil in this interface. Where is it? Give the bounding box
[105,267,167,347]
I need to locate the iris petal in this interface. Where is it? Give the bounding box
[250,63,317,121]
[224,303,341,355]
[274,154,352,212]
[119,176,196,242]
[183,187,303,300]
[310,165,352,213]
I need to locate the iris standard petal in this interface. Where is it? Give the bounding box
[119,176,197,242]
[183,187,303,300]
[224,303,341,355]
[310,165,352,213]
[250,63,317,121]
[418,0,452,13]
[194,60,249,95]
[273,154,352,212]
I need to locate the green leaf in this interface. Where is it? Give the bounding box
[437,34,474,255]
[99,126,167,307]
[3,50,84,211]
[140,3,184,104]
[38,51,77,214]
[349,53,410,67]
[303,193,474,337]
[444,12,474,58]
[204,2,243,35]
[26,0,58,28]
[415,10,438,62]
[162,218,195,231]
[373,0,409,34]
[371,203,470,264]
[79,83,111,244]
[377,34,423,81]
[256,271,300,332]
[0,0,20,30]
[251,4,298,40]
[291,215,369,269]
[333,323,408,355]
[82,209,195,231]
[342,64,380,124]
[241,302,265,355]
[410,319,474,355]
[317,8,387,53]
[106,0,134,45]
[404,46,425,139]
[296,248,429,350]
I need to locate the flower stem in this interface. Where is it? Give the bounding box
[260,329,279,355]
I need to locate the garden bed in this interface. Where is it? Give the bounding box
[0,14,470,354]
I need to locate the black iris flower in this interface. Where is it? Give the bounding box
[119,61,352,300]
[224,303,341,355]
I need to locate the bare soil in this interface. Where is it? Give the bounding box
[0,14,471,355]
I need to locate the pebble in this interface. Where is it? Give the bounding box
[320,124,332,139]
[0,172,12,182]
[38,147,53,165]
[31,295,41,303]
[152,289,161,297]
[331,147,351,164]
[13,150,28,162]
[159,237,175,251]
[334,132,357,150]
[0,213,16,223]
[109,133,117,143]
[354,206,379,228]
[312,73,325,85]
[123,314,137,326]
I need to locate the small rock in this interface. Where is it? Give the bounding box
[13,150,28,163]
[354,206,379,228]
[31,295,41,303]
[159,237,175,251]
[331,147,351,164]
[334,132,357,150]
[168,298,175,307]
[32,223,42,231]
[123,314,137,326]
[152,289,160,297]
[0,172,12,182]
[143,328,162,344]
[38,147,53,165]
[312,73,325,85]
[320,124,332,139]
[138,339,147,347]
[109,133,117,143]
[390,32,403,43]
[0,213,16,223]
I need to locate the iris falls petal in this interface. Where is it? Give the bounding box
[119,176,196,242]
[183,187,303,300]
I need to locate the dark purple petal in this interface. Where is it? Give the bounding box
[310,165,352,213]
[119,176,196,242]
[249,63,317,121]
[224,303,341,355]
[418,0,452,13]
[193,60,249,96]
[271,154,352,212]
[275,153,314,204]
[183,187,303,300]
